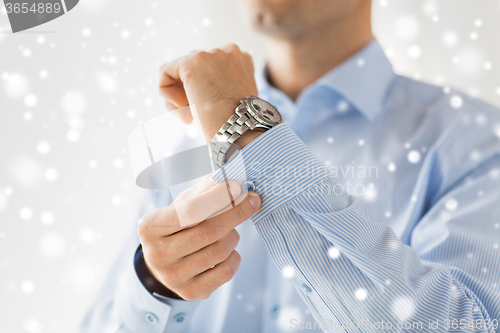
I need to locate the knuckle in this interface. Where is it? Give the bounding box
[143,247,162,268]
[179,62,194,81]
[220,264,236,281]
[209,48,224,55]
[162,241,176,259]
[230,229,240,244]
[233,251,241,265]
[165,266,183,283]
[179,284,203,301]
[194,51,211,61]
[242,52,253,61]
[176,202,193,225]
[226,43,240,52]
[196,224,217,243]
[137,212,153,239]
[210,241,228,261]
[199,292,211,300]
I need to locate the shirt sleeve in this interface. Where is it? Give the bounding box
[79,189,201,333]
[212,122,500,332]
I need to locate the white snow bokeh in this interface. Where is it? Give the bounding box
[445,198,458,211]
[0,191,7,212]
[0,1,499,333]
[493,123,500,138]
[39,232,66,258]
[282,266,295,279]
[95,71,119,93]
[363,183,378,201]
[37,141,51,155]
[9,155,43,188]
[44,168,58,181]
[40,212,55,225]
[407,150,421,164]
[328,246,341,259]
[391,296,415,321]
[355,288,368,301]
[21,280,35,294]
[61,91,87,129]
[442,31,459,47]
[394,15,420,40]
[79,227,98,244]
[64,261,102,290]
[278,307,303,330]
[3,72,29,97]
[19,207,33,220]
[408,45,421,59]
[23,317,43,333]
[450,95,463,109]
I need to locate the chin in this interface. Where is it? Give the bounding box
[240,0,365,39]
[248,10,304,40]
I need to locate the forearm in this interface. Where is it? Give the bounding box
[212,123,499,331]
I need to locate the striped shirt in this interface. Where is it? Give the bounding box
[81,39,500,333]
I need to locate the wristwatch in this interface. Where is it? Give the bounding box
[211,96,283,168]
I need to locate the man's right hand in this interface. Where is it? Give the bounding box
[137,175,261,301]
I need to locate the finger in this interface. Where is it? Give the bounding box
[208,47,224,56]
[173,180,242,227]
[138,180,241,240]
[220,43,241,53]
[189,250,241,299]
[205,188,248,219]
[164,100,178,111]
[178,228,240,277]
[159,57,190,108]
[174,173,217,204]
[170,104,193,124]
[242,52,255,74]
[137,204,181,242]
[170,191,261,255]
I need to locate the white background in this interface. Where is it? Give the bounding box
[0,0,499,332]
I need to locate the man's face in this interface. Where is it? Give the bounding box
[239,0,367,40]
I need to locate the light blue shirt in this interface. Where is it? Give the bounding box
[80,39,500,333]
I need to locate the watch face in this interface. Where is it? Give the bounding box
[250,98,282,125]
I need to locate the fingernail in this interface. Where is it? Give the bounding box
[248,192,261,209]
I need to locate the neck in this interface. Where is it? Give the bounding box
[265,14,373,101]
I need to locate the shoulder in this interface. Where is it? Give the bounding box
[388,75,500,140]
[389,76,500,201]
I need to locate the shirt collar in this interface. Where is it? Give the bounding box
[256,38,396,121]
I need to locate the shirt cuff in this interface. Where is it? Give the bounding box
[211,122,330,224]
[115,245,201,333]
[134,245,184,300]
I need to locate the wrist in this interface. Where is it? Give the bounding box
[234,128,266,149]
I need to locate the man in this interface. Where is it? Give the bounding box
[81,0,500,332]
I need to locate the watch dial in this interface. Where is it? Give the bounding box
[251,99,281,123]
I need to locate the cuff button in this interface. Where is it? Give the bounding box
[174,313,187,323]
[145,313,158,325]
[242,181,255,192]
[301,283,312,294]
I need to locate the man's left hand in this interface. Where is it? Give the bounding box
[159,44,261,146]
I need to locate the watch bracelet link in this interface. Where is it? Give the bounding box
[211,105,257,168]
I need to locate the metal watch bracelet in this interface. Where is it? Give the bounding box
[210,103,258,168]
